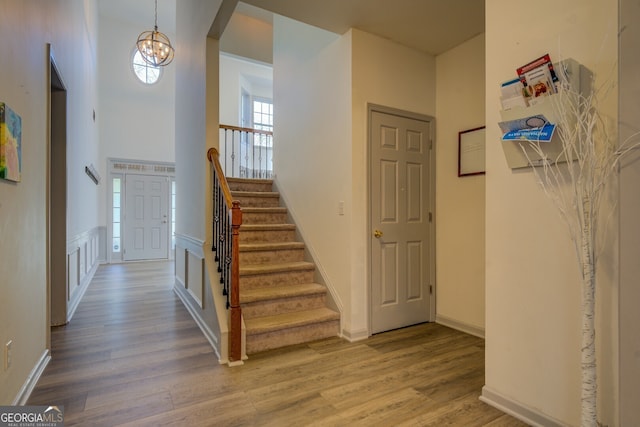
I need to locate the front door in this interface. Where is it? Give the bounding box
[370,109,433,334]
[124,173,169,261]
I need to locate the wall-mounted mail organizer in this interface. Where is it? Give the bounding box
[85,164,101,185]
[498,58,592,169]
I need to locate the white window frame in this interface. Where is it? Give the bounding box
[131,48,162,85]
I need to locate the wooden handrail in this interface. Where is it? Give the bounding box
[207,147,242,363]
[207,147,234,205]
[219,124,273,136]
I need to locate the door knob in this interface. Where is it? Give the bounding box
[374,229,383,238]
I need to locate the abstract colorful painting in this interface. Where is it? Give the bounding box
[0,102,22,182]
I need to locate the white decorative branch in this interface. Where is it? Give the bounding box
[520,63,639,427]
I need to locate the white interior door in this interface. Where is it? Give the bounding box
[124,173,169,261]
[370,110,433,334]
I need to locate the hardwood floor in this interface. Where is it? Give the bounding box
[28,261,528,426]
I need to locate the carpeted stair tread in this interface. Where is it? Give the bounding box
[245,308,340,335]
[227,178,274,193]
[231,190,279,198]
[227,178,273,185]
[239,242,305,252]
[240,224,296,231]
[241,283,327,304]
[240,261,315,276]
[241,207,288,213]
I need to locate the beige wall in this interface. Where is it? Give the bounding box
[273,17,437,339]
[619,0,640,423]
[351,29,436,337]
[220,11,273,64]
[272,15,353,333]
[0,0,100,404]
[484,0,618,425]
[434,33,486,335]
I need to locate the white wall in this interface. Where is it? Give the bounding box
[351,29,436,338]
[0,0,100,404]
[218,53,273,177]
[65,3,101,240]
[97,10,176,221]
[219,53,272,126]
[484,1,618,425]
[171,0,227,362]
[272,15,353,333]
[97,8,176,264]
[174,0,222,242]
[435,33,486,335]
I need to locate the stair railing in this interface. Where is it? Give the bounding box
[219,124,273,179]
[207,147,242,363]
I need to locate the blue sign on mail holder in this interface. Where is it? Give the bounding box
[502,123,556,143]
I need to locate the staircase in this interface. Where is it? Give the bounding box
[227,178,340,354]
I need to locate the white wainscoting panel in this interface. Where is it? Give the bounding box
[66,227,102,322]
[187,250,204,308]
[175,246,186,288]
[68,247,79,298]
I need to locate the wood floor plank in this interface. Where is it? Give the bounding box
[331,387,435,426]
[118,392,257,427]
[65,391,175,427]
[484,414,532,427]
[27,261,529,426]
[395,392,509,427]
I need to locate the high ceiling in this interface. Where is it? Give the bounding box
[97,0,485,57]
[238,0,485,56]
[98,0,177,34]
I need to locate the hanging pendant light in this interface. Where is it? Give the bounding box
[136,0,174,67]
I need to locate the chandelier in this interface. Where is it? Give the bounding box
[136,0,174,67]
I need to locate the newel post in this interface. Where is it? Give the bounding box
[229,200,242,363]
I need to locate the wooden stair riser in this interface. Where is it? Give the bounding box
[233,195,280,208]
[242,211,289,225]
[242,293,327,318]
[240,269,315,290]
[239,248,305,264]
[239,229,296,244]
[227,179,273,193]
[246,319,340,354]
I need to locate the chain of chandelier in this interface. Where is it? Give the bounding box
[136,0,174,67]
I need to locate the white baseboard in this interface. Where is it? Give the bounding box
[342,327,369,342]
[173,283,222,363]
[436,314,485,338]
[13,350,51,405]
[480,386,568,427]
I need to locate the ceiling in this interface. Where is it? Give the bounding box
[238,0,485,56]
[97,0,485,57]
[98,0,177,34]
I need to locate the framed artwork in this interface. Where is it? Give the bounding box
[458,126,485,177]
[0,102,22,182]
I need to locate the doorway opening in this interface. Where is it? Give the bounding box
[48,47,68,329]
